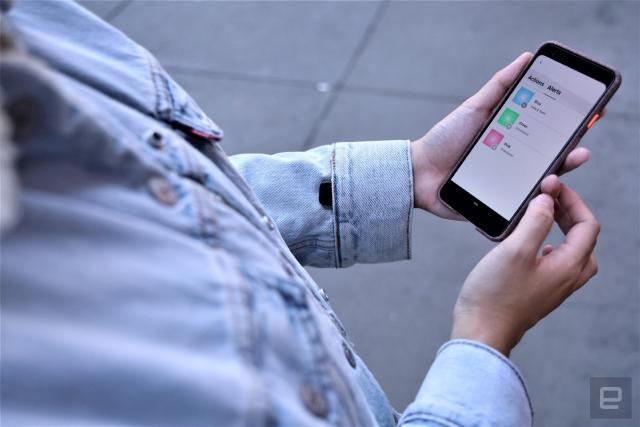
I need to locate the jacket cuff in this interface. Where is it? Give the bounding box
[399,340,533,427]
[331,140,413,267]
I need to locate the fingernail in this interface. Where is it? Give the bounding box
[533,194,553,209]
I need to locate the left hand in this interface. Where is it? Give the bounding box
[411,52,593,219]
[450,178,600,356]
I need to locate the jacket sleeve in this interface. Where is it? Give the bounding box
[230,140,414,268]
[398,340,534,427]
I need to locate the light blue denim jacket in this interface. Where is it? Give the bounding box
[0,1,532,426]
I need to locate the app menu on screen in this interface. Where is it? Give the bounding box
[452,55,606,219]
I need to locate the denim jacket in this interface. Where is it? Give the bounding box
[0,1,532,426]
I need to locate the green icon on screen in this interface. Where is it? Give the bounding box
[497,108,519,129]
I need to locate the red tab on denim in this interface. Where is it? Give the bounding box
[170,120,223,142]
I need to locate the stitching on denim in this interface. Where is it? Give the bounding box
[326,355,369,426]
[290,237,335,245]
[288,237,335,251]
[331,144,341,268]
[295,301,359,426]
[161,141,182,174]
[142,47,161,117]
[290,244,335,253]
[145,50,174,123]
[401,411,465,427]
[327,312,348,341]
[296,302,339,423]
[404,140,413,259]
[347,142,357,265]
[289,244,334,251]
[249,270,359,423]
[160,72,177,120]
[200,183,220,247]
[191,181,213,246]
[226,267,258,365]
[229,274,272,427]
[177,135,195,177]
[294,246,334,254]
[439,340,534,421]
[144,49,172,121]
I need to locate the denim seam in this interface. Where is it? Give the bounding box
[229,271,273,425]
[296,303,341,425]
[161,138,184,175]
[289,237,335,245]
[346,143,357,265]
[142,47,161,119]
[292,245,334,253]
[303,310,360,427]
[177,135,196,177]
[330,143,341,268]
[191,181,214,247]
[439,340,534,422]
[400,411,465,427]
[290,245,335,254]
[327,312,348,341]
[200,184,220,247]
[289,238,335,246]
[326,354,369,427]
[228,270,259,365]
[404,140,413,259]
[143,49,171,121]
[289,238,335,251]
[161,73,177,120]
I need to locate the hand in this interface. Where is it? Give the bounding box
[450,177,600,356]
[411,52,592,219]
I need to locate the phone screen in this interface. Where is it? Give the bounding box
[450,55,606,220]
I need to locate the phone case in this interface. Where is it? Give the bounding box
[438,41,622,242]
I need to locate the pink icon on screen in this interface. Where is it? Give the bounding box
[482,129,504,150]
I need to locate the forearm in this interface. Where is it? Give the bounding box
[230,140,414,268]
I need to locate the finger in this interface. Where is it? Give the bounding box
[558,147,590,175]
[554,185,597,234]
[464,52,534,113]
[505,193,555,255]
[573,253,598,292]
[554,185,600,261]
[542,244,554,256]
[540,174,561,199]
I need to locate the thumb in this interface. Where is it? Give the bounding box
[505,194,555,255]
[465,52,533,112]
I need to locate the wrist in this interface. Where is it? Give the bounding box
[451,311,524,357]
[410,138,435,211]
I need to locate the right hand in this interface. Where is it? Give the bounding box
[451,177,600,356]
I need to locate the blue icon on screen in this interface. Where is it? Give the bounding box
[513,87,535,108]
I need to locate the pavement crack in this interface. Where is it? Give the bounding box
[302,0,390,149]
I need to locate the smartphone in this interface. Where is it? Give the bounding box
[439,41,621,241]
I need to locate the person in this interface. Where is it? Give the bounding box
[0,1,600,426]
